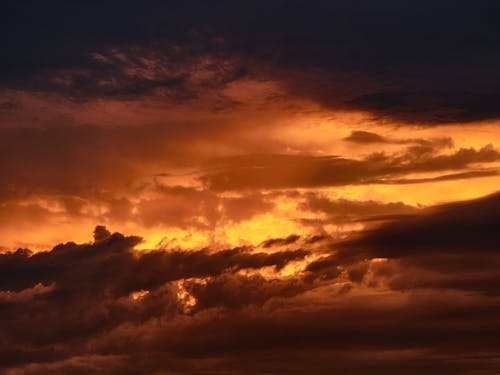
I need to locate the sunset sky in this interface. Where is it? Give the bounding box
[1,1,500,374]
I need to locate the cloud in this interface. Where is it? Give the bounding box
[2,2,500,373]
[136,186,275,230]
[343,130,387,144]
[299,194,419,223]
[202,145,500,190]
[1,2,500,123]
[335,192,500,296]
[0,227,315,370]
[343,130,454,149]
[0,282,54,304]
[347,90,500,124]
[183,273,309,310]
[0,229,308,294]
[260,234,301,248]
[2,189,500,375]
[379,169,499,184]
[341,192,500,257]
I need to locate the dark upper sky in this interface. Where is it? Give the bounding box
[2,0,500,123]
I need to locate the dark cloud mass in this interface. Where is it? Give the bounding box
[335,192,500,295]
[0,229,311,370]
[341,192,500,256]
[1,1,500,123]
[1,192,500,374]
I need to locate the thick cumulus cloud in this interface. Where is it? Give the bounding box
[1,1,500,123]
[0,231,309,294]
[2,192,500,374]
[0,228,311,369]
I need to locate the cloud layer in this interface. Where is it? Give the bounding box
[1,192,500,374]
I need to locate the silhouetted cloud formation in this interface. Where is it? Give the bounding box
[1,1,500,123]
[333,192,500,296]
[1,191,500,374]
[341,192,500,256]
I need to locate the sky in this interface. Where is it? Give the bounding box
[1,1,500,374]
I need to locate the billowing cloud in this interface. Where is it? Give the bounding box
[1,190,500,375]
[1,216,499,374]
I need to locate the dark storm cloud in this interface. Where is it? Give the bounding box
[0,230,308,294]
[2,1,500,122]
[341,191,500,257]
[3,191,500,374]
[347,91,500,124]
[294,191,500,294]
[334,192,500,296]
[0,228,310,367]
[183,273,310,310]
[0,1,251,104]
[24,287,500,375]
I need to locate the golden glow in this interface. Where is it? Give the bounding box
[130,290,150,301]
[1,89,499,252]
[176,280,199,313]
